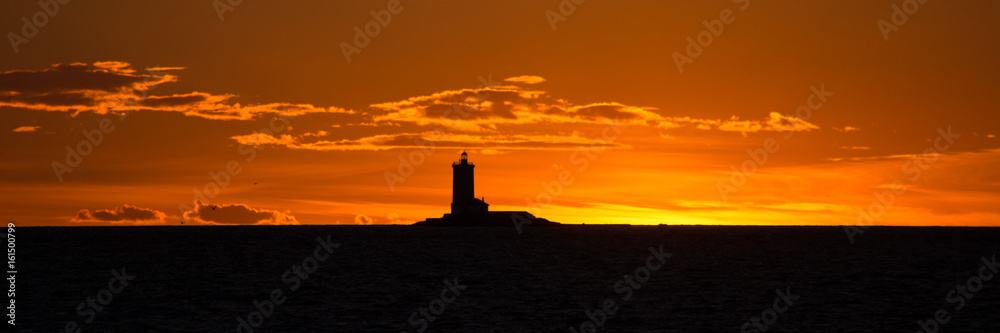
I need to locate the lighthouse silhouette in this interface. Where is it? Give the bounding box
[415,151,559,227]
[451,151,489,215]
[453,151,474,201]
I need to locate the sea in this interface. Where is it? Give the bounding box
[12,225,1000,332]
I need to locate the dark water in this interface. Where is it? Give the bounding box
[13,225,1000,332]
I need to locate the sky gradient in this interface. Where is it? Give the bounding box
[2,0,999,226]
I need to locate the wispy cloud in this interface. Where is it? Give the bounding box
[221,81,826,151]
[832,126,861,132]
[231,130,631,152]
[12,126,40,132]
[504,75,546,84]
[368,84,820,134]
[0,62,356,120]
[4,63,833,154]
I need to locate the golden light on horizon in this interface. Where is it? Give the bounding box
[1,1,998,227]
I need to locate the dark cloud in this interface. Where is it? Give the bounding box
[183,200,298,225]
[10,91,93,107]
[354,214,375,225]
[73,204,168,224]
[0,62,155,95]
[0,62,173,113]
[0,62,354,120]
[570,104,644,121]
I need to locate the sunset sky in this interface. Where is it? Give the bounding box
[2,1,998,227]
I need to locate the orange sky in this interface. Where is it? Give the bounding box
[1,1,998,226]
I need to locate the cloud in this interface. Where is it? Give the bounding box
[368,84,821,134]
[355,214,375,225]
[765,112,820,132]
[73,204,169,224]
[717,118,763,134]
[713,113,819,136]
[145,66,187,72]
[370,86,663,132]
[138,92,213,107]
[0,62,355,120]
[0,62,175,113]
[12,126,39,132]
[355,213,414,225]
[833,126,861,132]
[386,212,417,224]
[182,200,299,225]
[231,130,631,152]
[504,75,546,84]
[0,62,164,94]
[5,62,833,153]
[221,82,828,151]
[93,61,138,73]
[477,149,509,155]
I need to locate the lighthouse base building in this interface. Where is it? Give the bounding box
[414,152,559,227]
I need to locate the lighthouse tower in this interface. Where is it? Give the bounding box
[452,151,474,202]
[414,150,559,226]
[450,151,488,215]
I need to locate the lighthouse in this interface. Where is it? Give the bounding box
[450,151,489,215]
[452,151,475,203]
[415,151,559,227]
